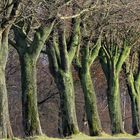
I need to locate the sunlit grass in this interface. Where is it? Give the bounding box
[22,133,140,140]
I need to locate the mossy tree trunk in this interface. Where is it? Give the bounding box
[0,0,20,138]
[100,40,131,134]
[19,54,42,136]
[107,72,124,134]
[123,51,140,135]
[79,70,102,136]
[55,71,79,136]
[130,92,140,135]
[0,29,13,139]
[46,18,80,136]
[11,21,55,136]
[74,36,103,136]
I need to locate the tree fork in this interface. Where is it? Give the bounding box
[46,17,80,136]
[12,21,55,136]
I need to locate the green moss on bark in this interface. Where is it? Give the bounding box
[79,69,102,136]
[19,54,42,136]
[107,73,124,134]
[125,71,140,134]
[47,18,80,136]
[12,21,55,136]
[55,70,79,136]
[74,35,103,136]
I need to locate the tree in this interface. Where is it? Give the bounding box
[46,17,80,136]
[123,45,140,135]
[99,29,132,134]
[98,0,140,133]
[74,30,103,135]
[10,19,55,136]
[0,0,20,138]
[73,0,111,135]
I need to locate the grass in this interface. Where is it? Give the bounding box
[22,133,140,140]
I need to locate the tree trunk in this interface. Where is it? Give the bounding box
[19,54,42,136]
[130,94,140,135]
[126,74,140,135]
[0,67,13,138]
[0,31,13,138]
[107,73,124,134]
[55,70,79,136]
[79,68,102,136]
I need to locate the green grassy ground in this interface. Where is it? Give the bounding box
[23,133,140,140]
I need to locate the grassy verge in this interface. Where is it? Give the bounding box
[23,133,140,140]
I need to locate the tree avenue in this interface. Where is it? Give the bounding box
[0,0,140,139]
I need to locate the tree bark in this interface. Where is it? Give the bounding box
[46,18,80,136]
[0,30,13,138]
[107,73,124,134]
[54,70,79,136]
[99,45,131,134]
[19,54,42,136]
[130,94,140,134]
[125,72,140,134]
[12,22,55,136]
[73,35,102,136]
[0,68,13,138]
[79,68,102,136]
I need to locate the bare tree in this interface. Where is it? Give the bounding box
[124,44,140,135]
[10,18,55,136]
[46,16,80,136]
[0,0,20,138]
